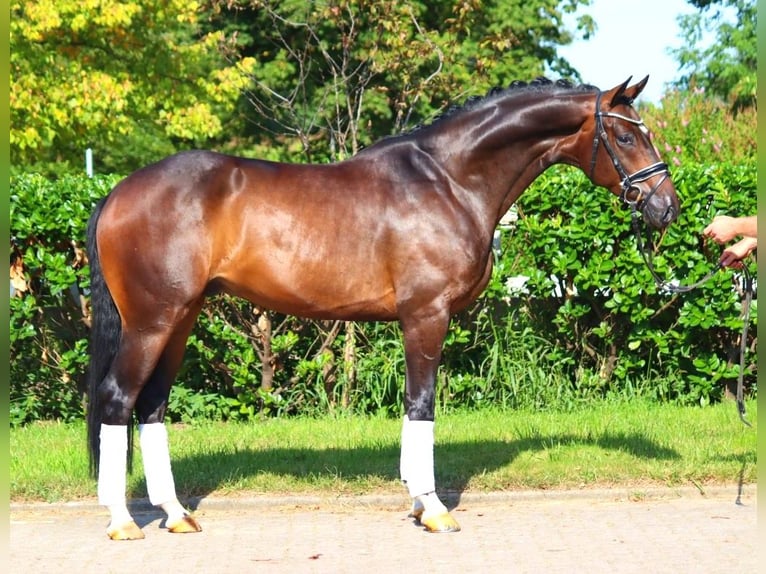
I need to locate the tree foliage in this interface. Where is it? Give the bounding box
[10,0,758,425]
[671,0,756,110]
[214,0,595,162]
[10,0,595,172]
[639,87,756,167]
[10,0,255,174]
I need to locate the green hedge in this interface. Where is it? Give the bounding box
[10,173,121,423]
[9,163,756,423]
[496,163,757,406]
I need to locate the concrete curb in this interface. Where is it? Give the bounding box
[11,483,755,515]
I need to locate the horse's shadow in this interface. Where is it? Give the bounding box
[127,430,679,528]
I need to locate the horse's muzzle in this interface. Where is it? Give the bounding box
[642,196,679,229]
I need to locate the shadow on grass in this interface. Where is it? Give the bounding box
[130,431,680,513]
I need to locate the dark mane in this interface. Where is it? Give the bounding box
[409,77,598,133]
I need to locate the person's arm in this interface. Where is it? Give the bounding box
[703,215,757,243]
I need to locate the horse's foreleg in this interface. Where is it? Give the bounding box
[400,416,460,532]
[400,310,461,533]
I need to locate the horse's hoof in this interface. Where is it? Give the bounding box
[167,514,202,533]
[107,521,145,540]
[421,512,461,533]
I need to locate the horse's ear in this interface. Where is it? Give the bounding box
[607,77,633,107]
[623,75,650,103]
[608,75,650,107]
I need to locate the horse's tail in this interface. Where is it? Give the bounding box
[86,196,132,478]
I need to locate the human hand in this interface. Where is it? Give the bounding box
[718,237,757,268]
[703,215,741,244]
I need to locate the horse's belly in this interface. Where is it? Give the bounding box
[213,264,399,321]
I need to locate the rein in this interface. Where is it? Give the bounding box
[629,207,723,294]
[591,90,754,427]
[629,206,754,427]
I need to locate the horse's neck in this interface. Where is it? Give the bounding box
[433,93,591,225]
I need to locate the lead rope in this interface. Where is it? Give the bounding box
[630,207,723,293]
[629,207,754,426]
[735,265,753,427]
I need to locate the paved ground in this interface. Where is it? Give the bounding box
[10,486,757,573]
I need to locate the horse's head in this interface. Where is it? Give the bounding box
[584,76,679,229]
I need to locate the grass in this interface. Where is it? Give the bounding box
[10,399,757,503]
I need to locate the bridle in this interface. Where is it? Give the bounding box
[589,90,670,210]
[588,89,719,292]
[589,89,753,427]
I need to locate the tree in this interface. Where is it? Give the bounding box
[10,0,595,174]
[213,0,595,163]
[671,0,756,110]
[10,0,255,174]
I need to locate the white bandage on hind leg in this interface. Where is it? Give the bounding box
[139,423,178,506]
[98,424,128,510]
[400,415,436,498]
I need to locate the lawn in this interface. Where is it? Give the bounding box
[10,399,757,503]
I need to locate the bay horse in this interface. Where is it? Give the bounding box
[86,76,679,540]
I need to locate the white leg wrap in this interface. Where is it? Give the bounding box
[139,423,178,507]
[400,415,436,498]
[417,491,448,518]
[97,424,128,509]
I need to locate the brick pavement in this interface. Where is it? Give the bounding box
[10,486,757,573]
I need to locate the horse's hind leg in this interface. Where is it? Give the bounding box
[135,304,203,534]
[97,327,178,540]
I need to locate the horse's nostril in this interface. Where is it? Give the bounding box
[663,205,678,225]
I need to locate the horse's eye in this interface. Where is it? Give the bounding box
[616,133,634,145]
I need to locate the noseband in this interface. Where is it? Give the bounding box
[589,90,670,210]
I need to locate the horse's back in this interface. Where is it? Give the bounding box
[93,151,401,319]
